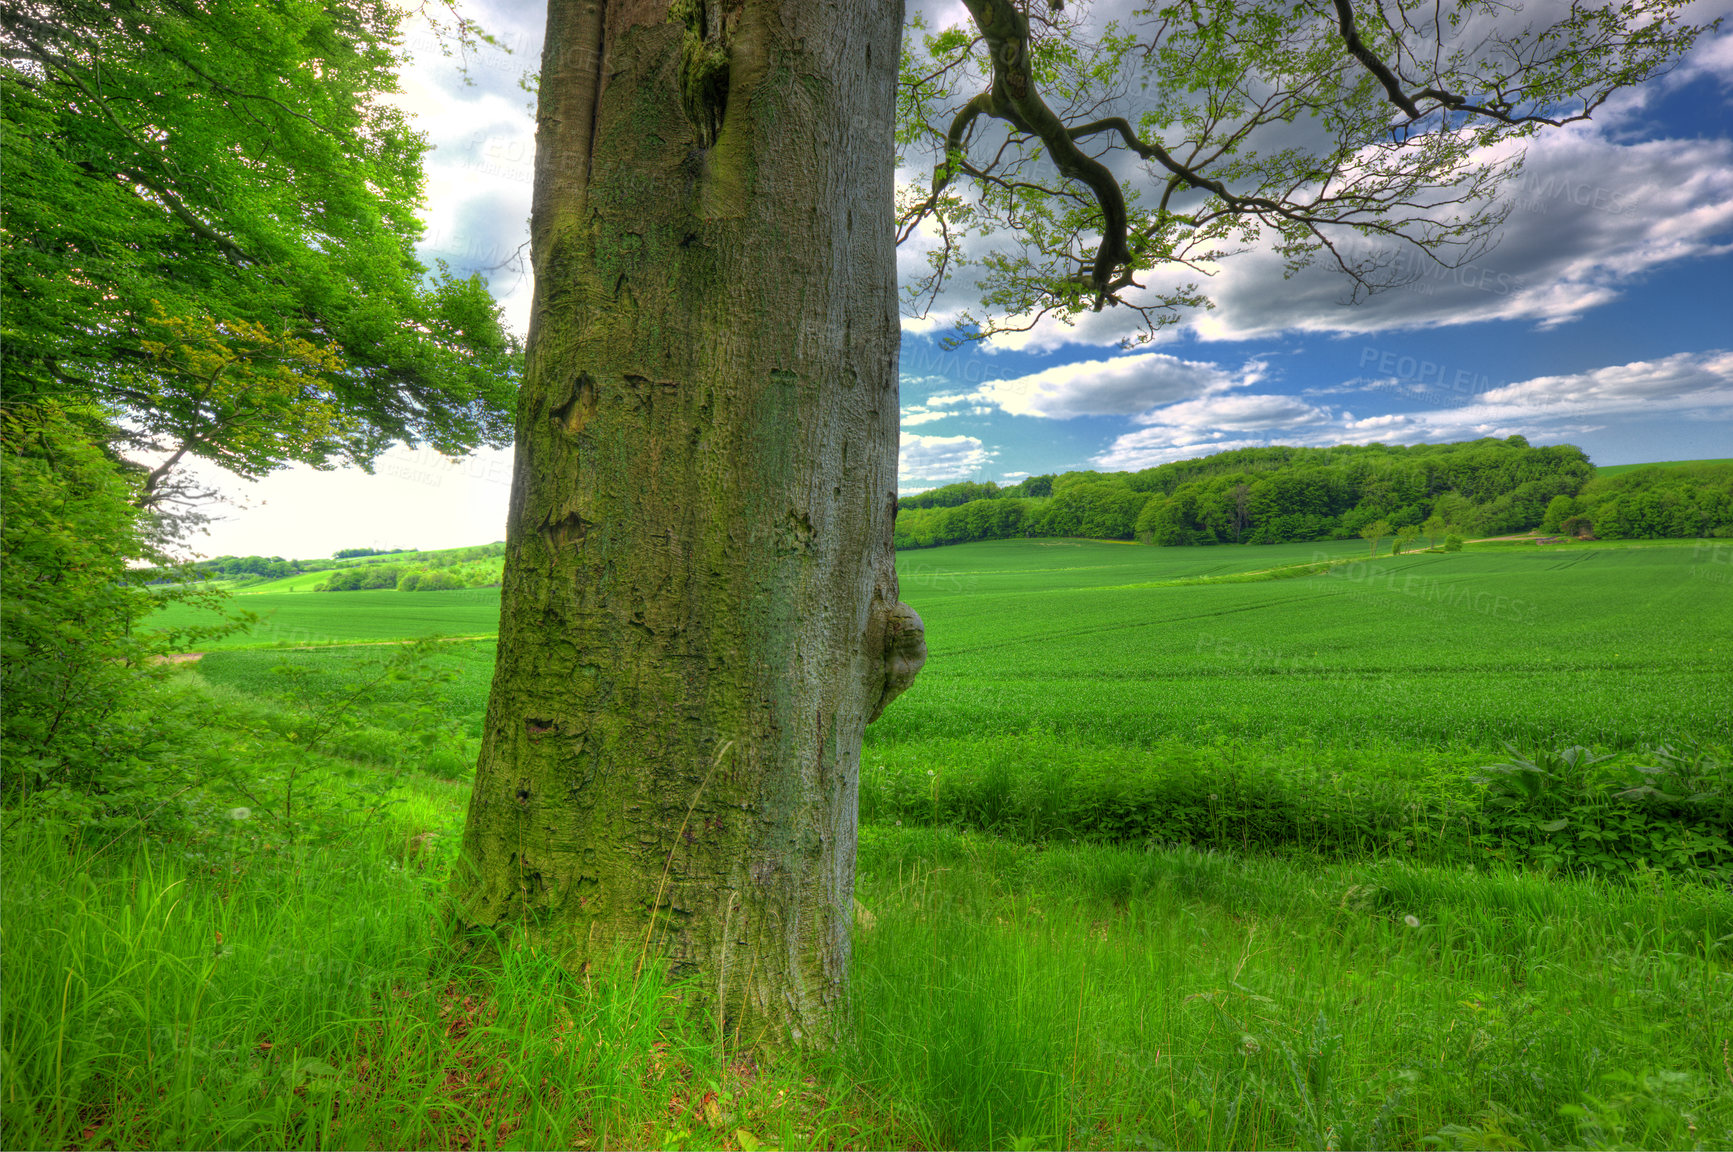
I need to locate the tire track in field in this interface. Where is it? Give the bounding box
[1545,549,1602,571]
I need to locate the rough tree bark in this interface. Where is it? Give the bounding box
[450,0,917,1045]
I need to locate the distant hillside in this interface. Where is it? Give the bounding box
[896,438,1733,549]
[159,541,505,591]
[1594,458,1732,477]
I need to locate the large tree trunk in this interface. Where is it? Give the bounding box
[451,0,916,1045]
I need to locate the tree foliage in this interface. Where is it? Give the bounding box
[898,0,1713,344]
[0,0,521,500]
[1574,463,1733,540]
[0,402,236,801]
[0,0,519,814]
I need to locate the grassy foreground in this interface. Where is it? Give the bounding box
[5,788,1729,1151]
[10,537,1729,1148]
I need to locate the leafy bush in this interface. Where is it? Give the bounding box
[317,565,402,591]
[859,735,1731,880]
[1,401,242,809]
[1475,744,1731,874]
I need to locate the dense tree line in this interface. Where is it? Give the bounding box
[1549,464,1733,540]
[194,555,325,581]
[895,438,1733,549]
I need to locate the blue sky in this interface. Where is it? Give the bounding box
[181,1,1733,558]
[889,20,1733,487]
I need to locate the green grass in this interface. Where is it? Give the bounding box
[152,587,503,650]
[197,642,497,742]
[6,799,1728,1150]
[1594,458,1733,476]
[21,535,1723,1149]
[848,827,1733,1150]
[876,540,1733,751]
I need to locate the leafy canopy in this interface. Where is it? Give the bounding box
[0,0,520,499]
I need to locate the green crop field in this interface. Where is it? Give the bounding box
[153,585,504,649]
[877,537,1733,752]
[184,538,1733,752]
[191,534,1733,876]
[224,570,341,594]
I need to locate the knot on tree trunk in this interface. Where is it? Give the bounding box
[868,600,926,723]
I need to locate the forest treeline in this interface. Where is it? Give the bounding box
[895,438,1733,549]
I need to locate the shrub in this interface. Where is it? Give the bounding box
[858,737,1731,880]
[1,402,239,806]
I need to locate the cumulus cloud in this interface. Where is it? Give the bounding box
[1132,393,1330,431]
[1474,350,1733,409]
[899,433,993,482]
[900,388,997,428]
[1093,435,1283,471]
[1177,131,1733,342]
[1090,351,1733,468]
[1405,350,1733,440]
[1091,391,1333,469]
[943,352,1265,421]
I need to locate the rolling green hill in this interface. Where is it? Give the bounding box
[1594,457,1733,476]
[182,537,1732,754]
[872,538,1731,752]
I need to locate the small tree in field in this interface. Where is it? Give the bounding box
[1361,519,1394,557]
[452,0,1712,1044]
[1422,514,1448,549]
[1395,525,1420,554]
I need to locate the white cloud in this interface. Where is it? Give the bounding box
[1089,351,1733,470]
[1091,392,1332,470]
[1405,350,1733,440]
[1184,132,1733,342]
[1132,393,1330,432]
[1674,27,1733,89]
[1092,435,1280,472]
[1474,350,1733,409]
[1342,413,1418,432]
[956,352,1265,420]
[899,433,993,482]
[897,32,1733,353]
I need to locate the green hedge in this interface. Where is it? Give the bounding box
[860,735,1731,880]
